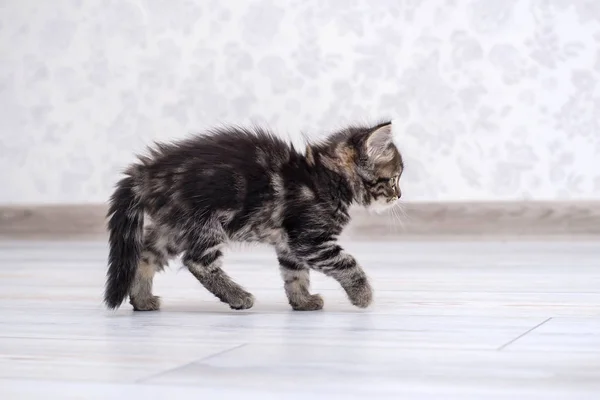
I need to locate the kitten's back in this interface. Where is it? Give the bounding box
[139,126,294,171]
[131,127,297,228]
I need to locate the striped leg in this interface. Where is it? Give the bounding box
[129,226,178,311]
[293,240,372,308]
[129,255,161,311]
[276,248,323,311]
[183,236,254,310]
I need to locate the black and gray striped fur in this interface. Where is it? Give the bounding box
[104,121,403,311]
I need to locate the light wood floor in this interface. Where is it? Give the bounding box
[0,240,599,399]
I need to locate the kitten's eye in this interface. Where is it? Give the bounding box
[389,178,395,185]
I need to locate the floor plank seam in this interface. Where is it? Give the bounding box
[496,317,552,351]
[195,343,249,363]
[135,343,248,384]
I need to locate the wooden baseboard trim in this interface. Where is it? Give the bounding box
[1,202,599,240]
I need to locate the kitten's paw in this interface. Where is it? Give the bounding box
[130,295,161,311]
[348,281,373,309]
[291,294,324,311]
[229,292,255,310]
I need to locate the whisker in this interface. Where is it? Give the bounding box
[390,205,405,231]
[397,203,411,223]
[388,208,399,234]
[400,204,411,229]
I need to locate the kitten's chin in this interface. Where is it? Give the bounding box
[366,200,398,215]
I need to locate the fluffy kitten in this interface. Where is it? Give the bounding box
[104,121,403,311]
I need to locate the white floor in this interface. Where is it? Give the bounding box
[0,240,599,399]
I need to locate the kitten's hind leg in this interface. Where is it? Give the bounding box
[183,237,254,310]
[277,248,323,311]
[129,226,177,311]
[129,255,161,311]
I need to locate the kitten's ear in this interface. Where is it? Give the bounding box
[365,124,393,160]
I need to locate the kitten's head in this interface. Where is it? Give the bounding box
[310,121,403,211]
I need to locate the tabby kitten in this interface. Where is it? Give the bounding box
[104,121,403,311]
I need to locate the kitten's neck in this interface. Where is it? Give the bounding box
[306,145,364,207]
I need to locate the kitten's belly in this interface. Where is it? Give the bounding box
[224,202,286,245]
[228,224,286,245]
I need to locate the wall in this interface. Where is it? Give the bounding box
[1,0,599,204]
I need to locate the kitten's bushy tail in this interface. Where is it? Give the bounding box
[104,174,144,309]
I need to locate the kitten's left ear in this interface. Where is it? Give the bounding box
[365,124,393,159]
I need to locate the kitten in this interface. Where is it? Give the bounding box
[104,121,403,311]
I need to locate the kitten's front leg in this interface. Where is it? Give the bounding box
[276,248,323,311]
[294,241,373,308]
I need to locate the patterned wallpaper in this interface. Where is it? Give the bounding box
[1,0,599,204]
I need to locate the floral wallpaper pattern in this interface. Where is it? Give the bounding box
[1,0,599,203]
